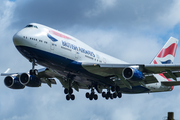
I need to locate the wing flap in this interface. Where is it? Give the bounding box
[162,81,180,86]
[163,71,180,78]
[143,64,180,73]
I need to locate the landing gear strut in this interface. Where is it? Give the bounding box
[64,74,76,101]
[29,59,38,76]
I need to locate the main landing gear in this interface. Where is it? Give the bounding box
[64,88,75,101]
[85,88,98,100]
[29,59,38,76]
[64,74,76,101]
[102,86,122,100]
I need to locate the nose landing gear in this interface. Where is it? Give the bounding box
[29,59,38,76]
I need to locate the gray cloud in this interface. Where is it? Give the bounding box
[11,0,174,32]
[11,0,96,29]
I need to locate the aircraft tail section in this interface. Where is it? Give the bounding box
[151,37,179,65]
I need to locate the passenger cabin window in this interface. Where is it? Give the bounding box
[25,25,38,29]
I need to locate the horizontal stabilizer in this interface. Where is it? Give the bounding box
[162,81,180,86]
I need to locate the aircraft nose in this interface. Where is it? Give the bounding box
[13,31,24,46]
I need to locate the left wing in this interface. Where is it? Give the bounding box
[82,63,180,88]
[82,63,180,77]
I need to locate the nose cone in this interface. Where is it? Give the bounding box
[13,31,24,46]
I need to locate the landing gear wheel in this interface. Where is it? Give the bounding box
[64,88,69,94]
[86,92,89,98]
[66,95,70,101]
[94,94,98,100]
[113,93,117,98]
[71,94,75,100]
[34,69,38,76]
[30,70,34,75]
[105,95,109,100]
[29,69,38,76]
[89,94,93,100]
[102,92,106,98]
[118,92,122,98]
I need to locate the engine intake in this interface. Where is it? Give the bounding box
[20,73,41,87]
[4,76,25,89]
[122,67,144,81]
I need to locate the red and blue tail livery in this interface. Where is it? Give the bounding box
[151,37,178,65]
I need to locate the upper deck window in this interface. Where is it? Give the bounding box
[25,25,38,29]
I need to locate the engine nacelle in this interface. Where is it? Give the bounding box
[4,76,25,89]
[20,73,41,87]
[122,67,144,81]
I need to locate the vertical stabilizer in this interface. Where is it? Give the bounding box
[151,37,178,64]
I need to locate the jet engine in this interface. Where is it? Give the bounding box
[122,67,144,81]
[4,76,25,89]
[20,73,41,87]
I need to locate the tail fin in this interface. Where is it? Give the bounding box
[151,37,179,65]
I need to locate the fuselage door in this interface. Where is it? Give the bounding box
[50,42,56,52]
[75,51,80,60]
[33,38,39,47]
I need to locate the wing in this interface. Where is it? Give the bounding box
[82,63,180,76]
[82,63,180,88]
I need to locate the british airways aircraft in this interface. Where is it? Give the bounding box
[2,23,180,101]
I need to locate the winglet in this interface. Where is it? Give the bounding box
[1,68,15,76]
[5,68,11,73]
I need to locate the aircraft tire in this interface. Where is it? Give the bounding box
[89,95,93,100]
[34,69,38,76]
[30,70,33,75]
[94,94,98,100]
[118,92,122,98]
[113,93,117,98]
[71,94,75,100]
[66,95,70,101]
[105,95,109,100]
[64,88,69,94]
[86,92,89,98]
[29,69,38,76]
[102,92,106,98]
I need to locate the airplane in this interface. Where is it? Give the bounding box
[2,23,180,101]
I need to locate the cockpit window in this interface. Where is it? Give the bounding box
[25,25,38,29]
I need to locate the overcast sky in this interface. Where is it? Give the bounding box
[1,0,180,120]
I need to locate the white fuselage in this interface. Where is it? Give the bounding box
[13,23,172,93]
[14,23,127,65]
